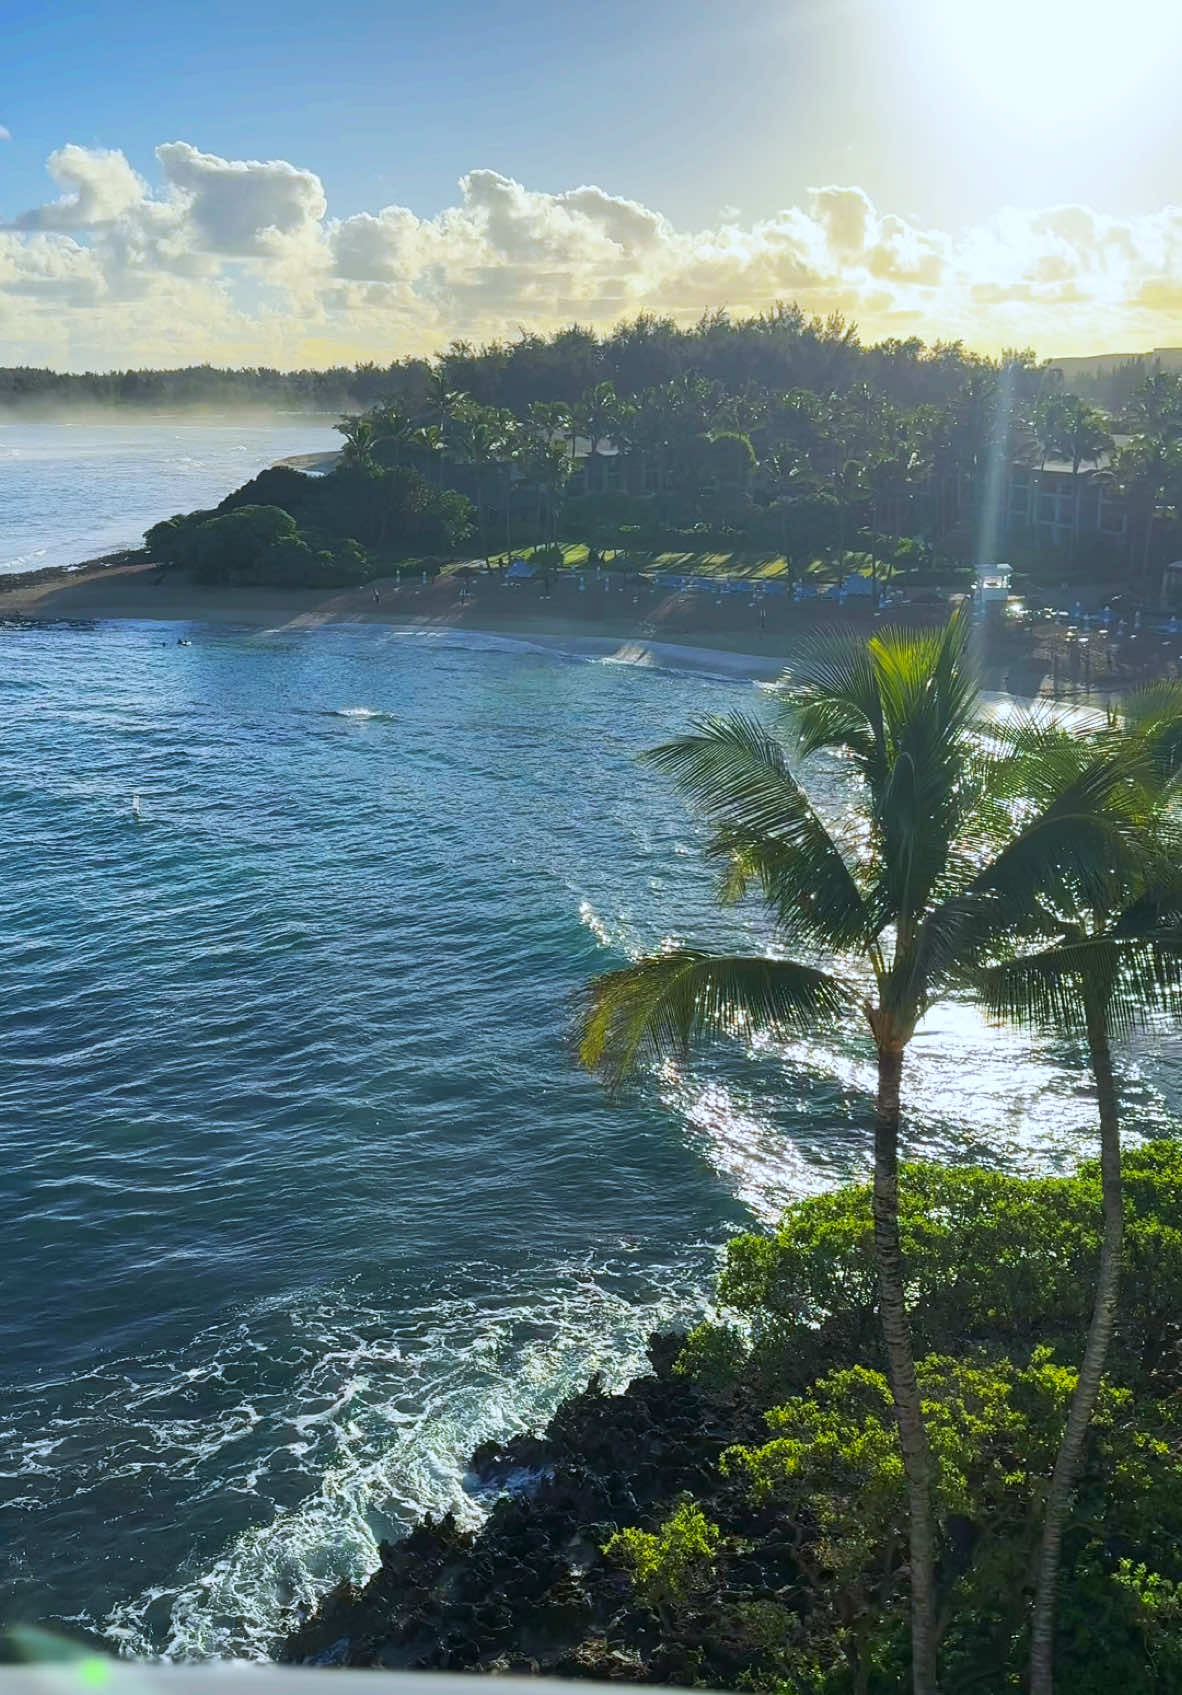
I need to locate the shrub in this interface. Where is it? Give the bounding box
[604,1498,722,1614]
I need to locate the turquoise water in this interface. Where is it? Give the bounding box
[2,620,1180,1659]
[0,419,337,575]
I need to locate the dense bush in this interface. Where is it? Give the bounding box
[146,457,473,586]
[601,1144,1182,1693]
[146,504,375,588]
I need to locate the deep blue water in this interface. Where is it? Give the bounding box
[1,621,1180,1659]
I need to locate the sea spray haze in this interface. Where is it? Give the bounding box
[2,621,1182,1657]
[0,419,338,576]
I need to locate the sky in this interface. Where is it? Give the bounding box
[1,0,1181,369]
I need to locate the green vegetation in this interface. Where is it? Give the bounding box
[604,1499,722,1617]
[578,623,1182,1693]
[324,320,1182,590]
[606,1147,1182,1694]
[135,310,1182,593]
[145,457,473,588]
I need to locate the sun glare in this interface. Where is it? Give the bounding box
[909,0,1180,127]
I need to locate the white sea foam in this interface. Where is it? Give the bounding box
[99,1258,710,1661]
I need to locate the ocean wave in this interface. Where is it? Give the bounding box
[324,707,397,721]
[96,1255,710,1661]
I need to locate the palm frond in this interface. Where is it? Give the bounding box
[785,613,981,934]
[909,745,1157,1004]
[1119,682,1182,790]
[779,629,887,786]
[644,714,870,949]
[577,949,854,1086]
[969,745,1152,913]
[980,930,1182,1042]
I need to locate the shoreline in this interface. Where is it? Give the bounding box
[0,558,799,681]
[0,555,1161,699]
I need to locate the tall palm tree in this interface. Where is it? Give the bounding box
[421,365,468,484]
[574,380,629,495]
[1038,395,1114,556]
[577,616,1147,1695]
[981,712,1182,1695]
[1126,369,1182,443]
[454,403,504,562]
[489,408,520,556]
[1114,437,1182,587]
[523,403,575,543]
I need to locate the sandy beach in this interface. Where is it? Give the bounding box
[0,554,1159,698]
[0,557,841,680]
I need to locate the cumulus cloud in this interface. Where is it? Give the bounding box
[0,125,11,142]
[2,139,1181,367]
[156,142,327,255]
[13,145,149,230]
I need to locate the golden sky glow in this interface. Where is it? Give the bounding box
[2,0,1181,369]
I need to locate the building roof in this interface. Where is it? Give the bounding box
[1034,434,1132,477]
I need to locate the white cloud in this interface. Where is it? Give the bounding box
[156,141,327,256]
[13,145,148,230]
[0,125,10,142]
[2,139,1182,368]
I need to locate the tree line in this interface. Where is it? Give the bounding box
[130,308,1182,590]
[336,325,1182,588]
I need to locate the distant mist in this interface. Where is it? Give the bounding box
[0,362,414,419]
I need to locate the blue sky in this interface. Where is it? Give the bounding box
[3,0,854,223]
[2,0,1180,366]
[9,0,1175,228]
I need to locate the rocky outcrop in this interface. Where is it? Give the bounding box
[278,1334,760,1680]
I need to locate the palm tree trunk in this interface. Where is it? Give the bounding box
[1143,509,1156,582]
[1028,1000,1122,1695]
[873,1044,939,1695]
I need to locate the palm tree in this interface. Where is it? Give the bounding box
[1038,395,1114,556]
[1126,369,1182,443]
[489,408,520,556]
[981,711,1182,1695]
[335,413,377,469]
[367,403,418,470]
[523,403,575,544]
[454,403,504,562]
[421,365,468,484]
[577,616,1148,1695]
[1114,437,1182,588]
[574,380,629,495]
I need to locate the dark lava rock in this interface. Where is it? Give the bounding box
[278,1331,762,1680]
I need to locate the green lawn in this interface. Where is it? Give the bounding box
[441,545,896,584]
[510,544,797,577]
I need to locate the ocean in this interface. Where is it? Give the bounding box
[1,432,1181,1662]
[0,418,338,576]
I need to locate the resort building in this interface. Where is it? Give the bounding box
[1005,441,1130,547]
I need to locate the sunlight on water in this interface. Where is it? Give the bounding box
[0,621,1177,1660]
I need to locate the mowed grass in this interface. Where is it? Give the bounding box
[443,544,890,583]
[510,544,798,578]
